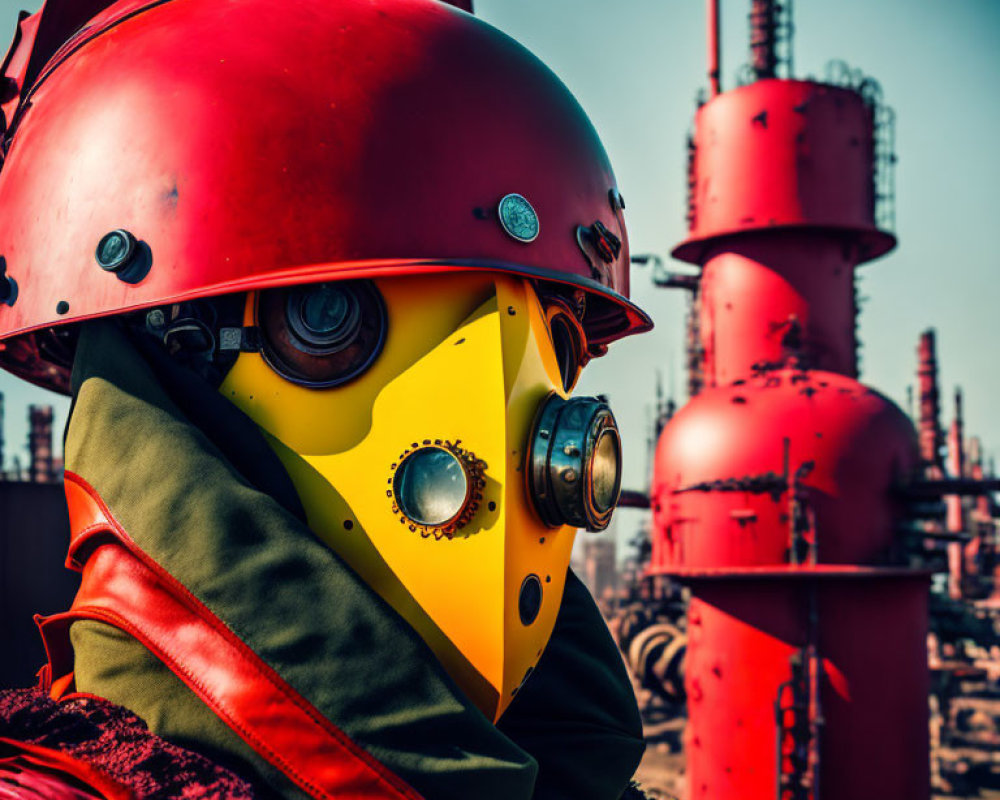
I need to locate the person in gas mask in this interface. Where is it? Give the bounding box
[0,0,654,797]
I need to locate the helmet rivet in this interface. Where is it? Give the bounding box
[96,229,138,272]
[0,257,17,307]
[0,277,16,307]
[56,301,70,315]
[498,193,540,243]
[146,309,166,330]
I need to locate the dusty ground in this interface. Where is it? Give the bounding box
[632,711,686,800]
[936,794,1000,800]
[633,743,685,800]
[633,748,1000,800]
[629,713,1000,800]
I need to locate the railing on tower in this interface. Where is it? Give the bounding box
[824,61,898,235]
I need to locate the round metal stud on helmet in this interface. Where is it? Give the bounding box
[0,0,651,393]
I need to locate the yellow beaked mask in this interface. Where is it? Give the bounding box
[220,273,621,720]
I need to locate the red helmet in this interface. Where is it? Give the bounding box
[0,0,651,393]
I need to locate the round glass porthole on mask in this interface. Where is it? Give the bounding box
[257,279,386,388]
[391,442,486,538]
[395,447,468,526]
[527,394,622,531]
[591,429,621,514]
[287,283,363,353]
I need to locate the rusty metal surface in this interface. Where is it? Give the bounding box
[673,80,895,266]
[628,2,931,796]
[650,370,918,573]
[695,238,862,381]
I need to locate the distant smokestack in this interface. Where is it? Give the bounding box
[945,388,966,534]
[969,437,991,519]
[917,330,943,471]
[952,388,965,478]
[708,0,721,96]
[28,404,54,484]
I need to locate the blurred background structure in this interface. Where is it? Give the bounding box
[0,0,999,797]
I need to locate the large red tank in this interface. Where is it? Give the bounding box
[650,371,927,798]
[652,370,916,571]
[648,2,930,797]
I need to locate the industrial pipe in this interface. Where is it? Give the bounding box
[707,0,721,97]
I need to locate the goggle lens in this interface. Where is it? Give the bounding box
[527,393,622,531]
[298,285,359,340]
[258,279,386,387]
[542,297,589,393]
[394,447,469,527]
[591,429,621,514]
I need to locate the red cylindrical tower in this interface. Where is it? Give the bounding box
[649,4,929,798]
[675,77,894,385]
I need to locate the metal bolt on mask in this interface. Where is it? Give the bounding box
[220,273,623,720]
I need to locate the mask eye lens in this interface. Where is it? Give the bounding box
[301,286,355,335]
[258,279,386,388]
[591,429,621,513]
[394,447,470,527]
[543,299,588,393]
[527,393,622,531]
[550,315,580,392]
[287,283,363,353]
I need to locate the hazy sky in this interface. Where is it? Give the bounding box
[0,0,996,547]
[474,0,1000,540]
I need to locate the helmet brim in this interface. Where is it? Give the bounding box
[0,258,653,395]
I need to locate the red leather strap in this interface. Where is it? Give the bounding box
[49,471,423,800]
